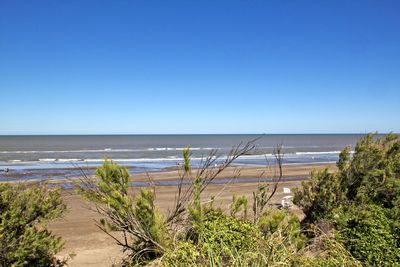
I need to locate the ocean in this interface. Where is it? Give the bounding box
[0,134,367,181]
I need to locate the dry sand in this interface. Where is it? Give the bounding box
[50,163,335,266]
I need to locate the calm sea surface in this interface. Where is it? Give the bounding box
[0,134,368,181]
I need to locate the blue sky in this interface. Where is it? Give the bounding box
[0,1,399,134]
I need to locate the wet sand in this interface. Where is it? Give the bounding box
[50,163,335,266]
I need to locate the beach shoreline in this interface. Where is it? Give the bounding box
[0,161,336,183]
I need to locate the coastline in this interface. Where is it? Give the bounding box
[0,161,336,183]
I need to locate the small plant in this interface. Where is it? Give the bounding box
[199,209,259,256]
[258,209,306,250]
[78,160,167,265]
[230,194,248,219]
[162,241,199,266]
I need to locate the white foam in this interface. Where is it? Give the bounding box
[0,147,221,154]
[295,151,339,155]
[295,151,351,155]
[238,154,274,159]
[146,147,211,151]
[82,157,219,163]
[0,148,146,154]
[82,159,103,162]
[2,149,345,168]
[57,159,82,162]
[82,158,176,163]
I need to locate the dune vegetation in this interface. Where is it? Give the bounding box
[1,133,399,266]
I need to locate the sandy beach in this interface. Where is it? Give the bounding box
[50,163,336,266]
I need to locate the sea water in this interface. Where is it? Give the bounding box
[0,134,367,181]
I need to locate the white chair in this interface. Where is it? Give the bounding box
[283,187,291,194]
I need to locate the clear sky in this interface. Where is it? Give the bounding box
[0,1,399,135]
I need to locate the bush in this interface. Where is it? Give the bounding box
[78,160,167,265]
[258,209,306,250]
[335,204,400,266]
[162,242,199,267]
[298,234,362,267]
[199,209,258,256]
[294,133,400,265]
[0,183,67,267]
[293,169,344,222]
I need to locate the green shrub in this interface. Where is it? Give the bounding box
[293,169,344,222]
[0,183,67,267]
[258,209,306,250]
[298,234,362,267]
[294,133,400,265]
[199,209,258,256]
[341,133,400,205]
[79,160,167,265]
[335,204,400,266]
[162,242,199,267]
